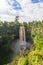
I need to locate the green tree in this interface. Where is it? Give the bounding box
[34,33,43,51]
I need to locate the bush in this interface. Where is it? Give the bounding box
[18,57,27,65]
[34,33,43,51]
[28,50,43,65]
[28,32,43,65]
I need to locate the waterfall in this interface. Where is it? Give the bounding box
[19,26,23,42]
[19,26,26,42]
[23,26,26,41]
[19,26,26,51]
[11,26,31,56]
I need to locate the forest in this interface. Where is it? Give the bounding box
[0,17,43,65]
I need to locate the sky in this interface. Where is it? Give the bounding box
[0,0,43,22]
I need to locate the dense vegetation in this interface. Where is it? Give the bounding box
[0,17,43,65]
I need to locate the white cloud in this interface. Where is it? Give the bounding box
[0,0,43,22]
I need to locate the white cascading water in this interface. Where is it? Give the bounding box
[11,26,31,56]
[23,26,26,42]
[19,26,26,51]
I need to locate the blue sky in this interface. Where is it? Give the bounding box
[32,0,43,3]
[0,0,43,22]
[7,0,22,10]
[32,0,39,3]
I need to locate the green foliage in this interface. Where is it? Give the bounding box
[0,17,20,65]
[10,30,43,65]
[0,19,43,65]
[34,33,43,51]
[28,50,43,65]
[28,32,43,65]
[18,57,27,65]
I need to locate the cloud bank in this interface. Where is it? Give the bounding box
[0,0,43,22]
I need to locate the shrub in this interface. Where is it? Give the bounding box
[34,33,43,51]
[18,57,27,65]
[28,50,43,65]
